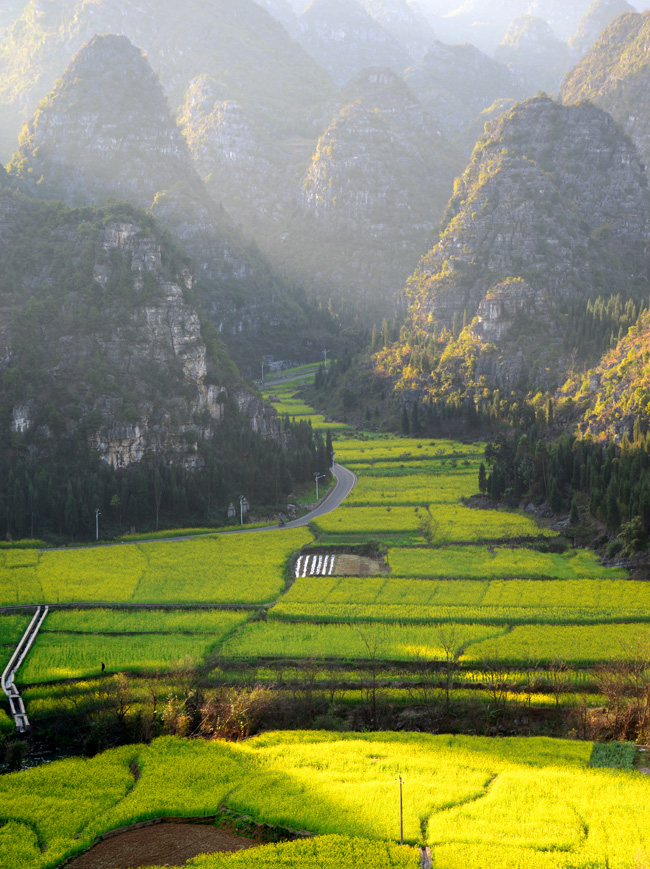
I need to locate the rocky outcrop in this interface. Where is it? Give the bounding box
[561,11,650,169]
[528,0,593,41]
[0,184,279,468]
[428,0,531,54]
[404,41,524,148]
[357,0,437,62]
[295,0,411,84]
[178,75,287,238]
[291,67,458,314]
[495,15,570,93]
[569,0,635,58]
[180,62,460,318]
[560,308,650,443]
[393,97,650,397]
[0,0,333,163]
[7,34,333,371]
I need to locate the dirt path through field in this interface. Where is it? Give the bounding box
[66,824,258,869]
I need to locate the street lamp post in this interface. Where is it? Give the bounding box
[94,508,101,542]
[314,472,326,501]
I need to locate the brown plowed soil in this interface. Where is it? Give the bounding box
[66,824,258,869]
[333,554,386,576]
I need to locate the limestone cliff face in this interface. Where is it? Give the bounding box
[357,0,437,62]
[528,0,593,40]
[294,67,458,314]
[404,41,524,148]
[0,189,280,469]
[398,97,650,395]
[569,0,635,58]
[9,35,241,281]
[561,11,650,169]
[495,15,570,93]
[178,75,285,235]
[180,62,459,318]
[0,0,333,162]
[560,309,650,443]
[8,34,329,370]
[296,0,411,84]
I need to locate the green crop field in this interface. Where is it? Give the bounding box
[332,437,484,464]
[314,504,554,543]
[17,610,249,683]
[0,529,312,606]
[465,622,650,666]
[0,613,31,671]
[345,471,479,505]
[388,545,626,580]
[42,608,248,635]
[272,576,650,626]
[0,613,31,646]
[178,835,419,869]
[219,620,508,662]
[0,733,649,869]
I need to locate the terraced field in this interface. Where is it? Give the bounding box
[0,733,648,869]
[2,380,650,869]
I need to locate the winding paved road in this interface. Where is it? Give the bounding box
[284,462,356,529]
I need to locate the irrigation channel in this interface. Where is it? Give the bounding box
[0,462,357,732]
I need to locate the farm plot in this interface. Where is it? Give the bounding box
[0,529,312,606]
[3,733,649,869]
[313,505,554,544]
[219,621,508,662]
[17,610,249,683]
[270,576,650,626]
[0,613,32,671]
[464,623,650,666]
[345,471,478,506]
[182,836,419,869]
[133,530,312,604]
[332,437,484,465]
[388,545,625,580]
[42,608,248,635]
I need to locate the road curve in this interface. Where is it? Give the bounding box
[226,461,356,534]
[285,462,357,528]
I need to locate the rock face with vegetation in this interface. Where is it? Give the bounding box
[295,0,411,84]
[568,0,635,58]
[381,97,650,403]
[289,67,458,315]
[560,305,650,443]
[357,0,438,62]
[562,11,650,168]
[404,41,524,149]
[8,33,338,372]
[0,0,334,163]
[495,14,569,93]
[528,0,593,40]
[0,186,271,470]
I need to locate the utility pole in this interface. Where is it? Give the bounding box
[94,508,101,542]
[261,361,265,384]
[398,774,404,845]
[314,472,326,501]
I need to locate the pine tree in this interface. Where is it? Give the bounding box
[478,463,487,494]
